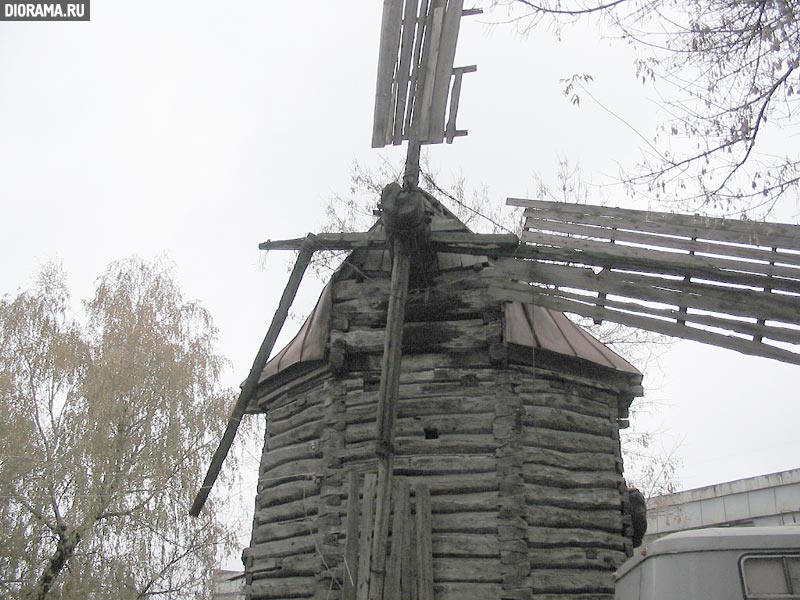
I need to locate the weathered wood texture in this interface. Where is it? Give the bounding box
[244,258,636,599]
[372,0,478,147]
[500,197,800,366]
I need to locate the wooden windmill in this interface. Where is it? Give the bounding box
[192,2,800,599]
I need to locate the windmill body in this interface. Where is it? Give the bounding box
[241,196,642,600]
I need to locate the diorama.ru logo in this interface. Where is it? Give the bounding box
[1,1,90,21]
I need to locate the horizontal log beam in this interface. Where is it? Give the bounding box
[259,231,519,253]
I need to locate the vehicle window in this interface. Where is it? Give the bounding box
[741,555,800,598]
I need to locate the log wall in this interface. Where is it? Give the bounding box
[243,261,637,600]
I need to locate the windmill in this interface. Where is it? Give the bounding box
[192,2,800,599]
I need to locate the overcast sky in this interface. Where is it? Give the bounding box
[2,0,799,562]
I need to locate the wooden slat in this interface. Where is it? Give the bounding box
[493,258,800,326]
[524,215,800,268]
[357,473,378,600]
[445,65,476,143]
[427,0,464,144]
[373,0,405,148]
[404,0,429,140]
[489,278,800,366]
[385,479,410,600]
[392,0,421,145]
[343,471,361,600]
[190,238,315,517]
[414,2,445,141]
[508,197,800,249]
[415,485,434,600]
[520,230,800,294]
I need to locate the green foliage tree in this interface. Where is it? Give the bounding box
[0,259,238,599]
[492,0,800,217]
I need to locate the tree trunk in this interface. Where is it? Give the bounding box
[24,529,82,600]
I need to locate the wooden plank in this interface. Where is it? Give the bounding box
[493,258,800,325]
[520,229,800,293]
[357,473,378,600]
[427,0,464,143]
[190,239,315,517]
[491,279,800,366]
[259,231,517,253]
[523,569,615,594]
[385,479,410,600]
[508,197,800,250]
[343,471,361,600]
[402,498,417,600]
[415,485,434,600]
[533,282,800,347]
[445,65,476,143]
[373,0,405,148]
[414,2,445,141]
[404,0,429,139]
[248,577,316,598]
[393,0,421,144]
[524,214,800,268]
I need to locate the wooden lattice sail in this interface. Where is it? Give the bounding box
[495,198,800,366]
[372,0,479,147]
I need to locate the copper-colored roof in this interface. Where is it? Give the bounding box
[504,302,639,374]
[258,277,640,385]
[258,283,330,382]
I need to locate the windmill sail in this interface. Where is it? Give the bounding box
[492,198,800,365]
[372,0,478,147]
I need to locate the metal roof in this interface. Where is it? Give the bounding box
[258,270,640,385]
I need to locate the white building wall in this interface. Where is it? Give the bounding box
[645,468,800,543]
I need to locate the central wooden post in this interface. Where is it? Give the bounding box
[369,237,411,600]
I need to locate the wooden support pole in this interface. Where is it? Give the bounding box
[189,237,316,517]
[370,237,412,600]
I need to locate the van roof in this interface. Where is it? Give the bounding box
[616,526,800,579]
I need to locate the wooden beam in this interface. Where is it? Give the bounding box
[370,237,412,600]
[189,237,316,517]
[259,231,519,253]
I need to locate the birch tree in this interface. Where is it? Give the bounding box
[0,259,238,600]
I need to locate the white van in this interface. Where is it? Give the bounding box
[615,526,800,600]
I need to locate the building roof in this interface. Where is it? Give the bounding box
[257,192,640,387]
